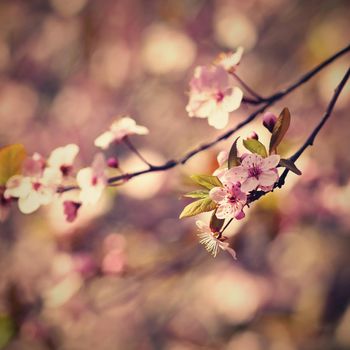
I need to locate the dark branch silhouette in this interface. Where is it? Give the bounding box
[247,66,350,206]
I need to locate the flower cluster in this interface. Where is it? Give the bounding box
[0,48,301,263]
[1,117,148,221]
[186,47,244,129]
[180,108,299,259]
[4,146,78,214]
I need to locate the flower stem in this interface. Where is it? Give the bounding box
[219,218,234,236]
[123,137,153,168]
[231,72,264,101]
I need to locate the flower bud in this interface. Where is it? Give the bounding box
[247,131,259,140]
[263,112,277,133]
[107,157,119,168]
[63,201,81,222]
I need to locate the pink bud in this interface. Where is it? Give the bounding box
[63,201,81,222]
[263,112,277,133]
[107,157,119,168]
[247,131,259,140]
[235,210,245,220]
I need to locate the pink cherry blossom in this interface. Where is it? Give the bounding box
[215,46,244,73]
[209,180,247,220]
[225,154,280,193]
[47,144,79,176]
[76,153,107,205]
[94,116,149,150]
[186,65,243,129]
[196,220,236,259]
[263,112,277,133]
[4,167,61,214]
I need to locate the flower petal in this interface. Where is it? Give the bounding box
[208,109,229,129]
[259,170,278,187]
[261,155,280,171]
[18,192,41,214]
[209,187,226,203]
[240,177,259,192]
[224,166,247,184]
[219,242,237,260]
[241,154,263,169]
[222,87,243,112]
[94,131,114,149]
[216,203,234,219]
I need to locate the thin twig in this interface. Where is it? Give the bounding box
[277,66,350,187]
[246,66,350,205]
[123,137,153,168]
[219,218,234,236]
[232,72,264,101]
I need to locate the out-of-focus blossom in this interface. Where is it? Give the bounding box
[22,153,46,176]
[215,47,244,73]
[186,65,243,129]
[63,200,81,222]
[141,24,196,75]
[47,144,79,176]
[72,253,97,279]
[214,8,257,50]
[102,233,127,275]
[263,112,277,133]
[94,117,149,149]
[5,168,61,214]
[226,154,280,193]
[76,153,107,205]
[102,250,126,275]
[210,181,247,220]
[196,220,236,259]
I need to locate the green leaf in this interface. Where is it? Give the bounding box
[209,210,225,232]
[179,197,216,219]
[0,144,27,186]
[269,108,291,154]
[0,314,15,349]
[279,158,302,175]
[228,137,240,168]
[243,139,268,157]
[183,190,209,199]
[190,175,222,190]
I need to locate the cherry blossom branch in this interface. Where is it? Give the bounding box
[277,66,350,187]
[106,44,350,185]
[57,44,350,193]
[248,66,350,204]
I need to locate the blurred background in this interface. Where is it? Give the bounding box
[0,0,350,349]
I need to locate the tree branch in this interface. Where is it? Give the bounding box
[58,44,350,192]
[248,66,350,204]
[107,44,350,185]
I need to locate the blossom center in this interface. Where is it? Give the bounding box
[32,182,42,191]
[248,165,262,179]
[215,91,225,102]
[60,165,71,176]
[91,176,98,186]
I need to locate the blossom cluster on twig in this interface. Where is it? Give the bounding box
[0,44,349,260]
